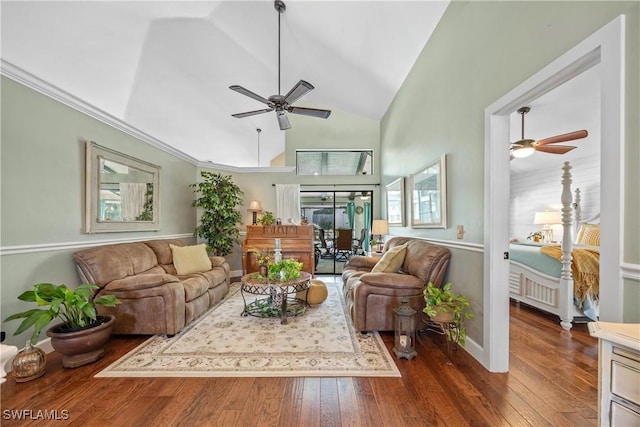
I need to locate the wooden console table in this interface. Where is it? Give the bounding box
[242,225,315,276]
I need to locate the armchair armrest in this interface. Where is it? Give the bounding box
[359,272,424,291]
[344,255,379,270]
[209,256,227,268]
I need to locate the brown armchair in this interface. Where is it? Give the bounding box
[342,237,451,332]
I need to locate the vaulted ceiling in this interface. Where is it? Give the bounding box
[1,0,449,167]
[1,1,599,174]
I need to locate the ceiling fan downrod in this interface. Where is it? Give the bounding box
[275,0,285,96]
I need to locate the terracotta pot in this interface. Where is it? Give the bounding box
[46,314,114,368]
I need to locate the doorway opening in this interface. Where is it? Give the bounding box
[483,16,624,372]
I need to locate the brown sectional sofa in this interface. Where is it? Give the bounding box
[342,236,451,332]
[73,239,230,336]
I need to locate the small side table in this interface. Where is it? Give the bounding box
[422,315,462,365]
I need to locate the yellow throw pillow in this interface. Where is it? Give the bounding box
[371,243,408,273]
[576,224,600,246]
[170,244,212,275]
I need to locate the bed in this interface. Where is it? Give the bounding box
[509,162,600,330]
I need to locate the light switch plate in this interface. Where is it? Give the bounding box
[457,225,464,239]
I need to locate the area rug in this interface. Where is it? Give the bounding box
[95,281,400,378]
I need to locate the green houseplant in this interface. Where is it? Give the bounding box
[258,210,276,225]
[4,283,119,368]
[423,282,474,345]
[191,171,244,256]
[268,259,303,282]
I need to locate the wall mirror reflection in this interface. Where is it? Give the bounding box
[85,141,160,233]
[410,154,447,228]
[296,150,373,176]
[385,178,405,226]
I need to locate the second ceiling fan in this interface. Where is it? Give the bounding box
[229,0,331,130]
[510,106,588,159]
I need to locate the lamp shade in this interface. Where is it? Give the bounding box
[247,200,262,212]
[372,219,389,235]
[534,211,561,225]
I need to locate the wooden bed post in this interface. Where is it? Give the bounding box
[573,188,582,237]
[559,162,574,330]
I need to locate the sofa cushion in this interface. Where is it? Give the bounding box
[371,243,407,273]
[170,244,212,275]
[73,242,158,287]
[144,239,185,264]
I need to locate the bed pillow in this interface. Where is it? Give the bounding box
[576,224,600,246]
[371,243,408,273]
[170,243,212,275]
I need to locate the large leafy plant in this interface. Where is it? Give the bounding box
[4,283,119,345]
[191,171,244,256]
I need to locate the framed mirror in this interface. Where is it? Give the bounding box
[410,154,447,228]
[85,141,160,233]
[385,178,405,226]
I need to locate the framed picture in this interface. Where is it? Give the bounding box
[385,178,405,226]
[410,154,447,228]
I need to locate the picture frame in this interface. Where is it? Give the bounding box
[85,141,161,233]
[410,154,447,228]
[385,177,405,226]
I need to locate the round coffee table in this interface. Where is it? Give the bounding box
[240,272,311,324]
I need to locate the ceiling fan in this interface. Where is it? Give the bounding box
[229,0,331,130]
[510,106,588,159]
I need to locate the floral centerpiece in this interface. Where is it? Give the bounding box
[249,248,272,276]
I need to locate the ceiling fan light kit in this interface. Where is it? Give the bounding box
[230,0,331,130]
[510,106,588,159]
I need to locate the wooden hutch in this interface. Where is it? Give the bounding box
[242,225,315,276]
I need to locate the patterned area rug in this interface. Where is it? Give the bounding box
[95,281,400,378]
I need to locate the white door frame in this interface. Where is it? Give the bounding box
[483,16,625,372]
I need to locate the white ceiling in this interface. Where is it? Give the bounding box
[1,0,449,167]
[508,65,601,175]
[1,1,600,173]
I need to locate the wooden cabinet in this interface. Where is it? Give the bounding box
[588,322,640,426]
[242,225,315,276]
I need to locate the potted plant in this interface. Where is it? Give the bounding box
[423,282,473,345]
[4,283,119,368]
[191,171,244,256]
[268,259,303,282]
[249,248,272,276]
[527,231,543,242]
[258,211,276,226]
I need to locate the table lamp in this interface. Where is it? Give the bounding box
[534,211,561,243]
[372,219,389,252]
[247,200,262,225]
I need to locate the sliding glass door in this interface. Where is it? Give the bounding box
[300,190,372,275]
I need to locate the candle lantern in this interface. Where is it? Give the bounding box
[393,297,417,360]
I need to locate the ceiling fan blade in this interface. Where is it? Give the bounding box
[536,130,588,146]
[535,144,577,154]
[283,80,314,105]
[288,106,332,119]
[231,108,274,118]
[277,111,291,130]
[229,85,271,105]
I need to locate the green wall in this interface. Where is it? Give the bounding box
[0,77,198,347]
[381,1,640,344]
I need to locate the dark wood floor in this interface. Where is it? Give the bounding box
[1,294,598,426]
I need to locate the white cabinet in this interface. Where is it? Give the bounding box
[589,322,640,426]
